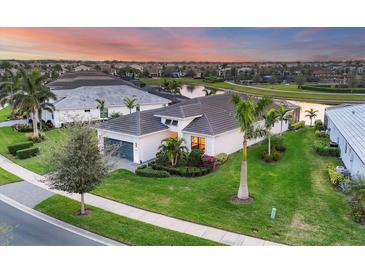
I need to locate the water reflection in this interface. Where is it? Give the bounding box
[180,85,224,98]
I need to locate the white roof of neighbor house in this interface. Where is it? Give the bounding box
[326,104,365,163]
[53,85,170,110]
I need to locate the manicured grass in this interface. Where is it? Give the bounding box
[258,84,301,91]
[94,128,365,245]
[0,106,12,122]
[0,127,69,174]
[140,78,365,103]
[35,195,221,246]
[0,167,20,186]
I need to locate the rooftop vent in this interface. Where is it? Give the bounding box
[352,110,356,115]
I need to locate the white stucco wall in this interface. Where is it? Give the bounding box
[49,103,167,128]
[327,118,365,178]
[139,130,171,163]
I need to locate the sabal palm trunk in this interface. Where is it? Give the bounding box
[237,138,249,200]
[268,133,271,156]
[32,109,39,138]
[280,121,283,135]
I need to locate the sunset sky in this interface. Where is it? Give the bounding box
[0,28,364,62]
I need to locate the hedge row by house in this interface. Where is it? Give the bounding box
[8,141,33,155]
[289,121,305,131]
[299,85,365,93]
[313,140,340,157]
[149,162,210,177]
[16,147,39,159]
[135,165,170,178]
[327,164,346,186]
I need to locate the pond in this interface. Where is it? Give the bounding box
[180,84,224,98]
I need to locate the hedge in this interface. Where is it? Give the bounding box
[289,121,305,131]
[299,85,365,94]
[16,147,39,159]
[313,140,340,157]
[149,162,210,177]
[135,165,170,178]
[8,141,34,155]
[327,164,346,185]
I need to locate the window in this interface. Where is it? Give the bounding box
[136,105,140,111]
[84,109,91,112]
[100,108,108,119]
[172,120,178,126]
[191,136,206,151]
[165,119,172,125]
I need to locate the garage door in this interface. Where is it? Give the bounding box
[104,138,134,161]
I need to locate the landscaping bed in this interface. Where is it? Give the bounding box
[94,128,365,245]
[0,126,69,174]
[35,195,222,246]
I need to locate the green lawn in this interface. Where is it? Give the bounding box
[140,78,365,103]
[94,128,365,245]
[0,127,69,174]
[257,84,301,91]
[0,106,12,122]
[35,195,221,246]
[0,167,20,186]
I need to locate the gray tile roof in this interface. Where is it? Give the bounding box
[326,104,365,163]
[99,93,298,137]
[98,108,168,136]
[53,85,170,110]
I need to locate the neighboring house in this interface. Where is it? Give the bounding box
[325,104,365,178]
[74,65,92,72]
[97,94,299,163]
[42,71,170,127]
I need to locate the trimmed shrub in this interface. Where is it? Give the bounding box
[8,141,33,155]
[188,149,203,167]
[327,164,346,185]
[270,137,287,152]
[261,150,282,163]
[313,140,340,156]
[350,201,365,224]
[314,119,324,130]
[148,162,210,177]
[216,153,229,165]
[16,147,39,159]
[289,121,305,131]
[201,155,217,171]
[315,130,327,138]
[135,166,170,178]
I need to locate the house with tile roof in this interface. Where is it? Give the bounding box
[96,93,299,163]
[325,104,365,178]
[42,71,170,127]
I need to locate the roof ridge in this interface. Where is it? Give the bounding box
[203,113,215,134]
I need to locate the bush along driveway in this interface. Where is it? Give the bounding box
[93,128,365,245]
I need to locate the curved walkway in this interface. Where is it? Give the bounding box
[0,154,283,246]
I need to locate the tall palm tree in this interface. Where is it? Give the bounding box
[263,108,280,156]
[123,97,137,114]
[232,95,272,202]
[277,104,291,135]
[305,108,318,126]
[158,137,187,167]
[96,98,105,111]
[1,68,56,138]
[168,80,181,94]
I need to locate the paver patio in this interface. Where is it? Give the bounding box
[0,154,283,246]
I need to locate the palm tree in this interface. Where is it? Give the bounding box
[123,97,137,114]
[168,80,181,94]
[305,108,318,126]
[263,108,280,156]
[158,137,188,167]
[277,104,291,135]
[203,87,218,96]
[1,68,56,138]
[232,95,272,202]
[96,98,105,111]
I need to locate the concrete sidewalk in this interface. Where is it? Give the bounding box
[0,154,283,246]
